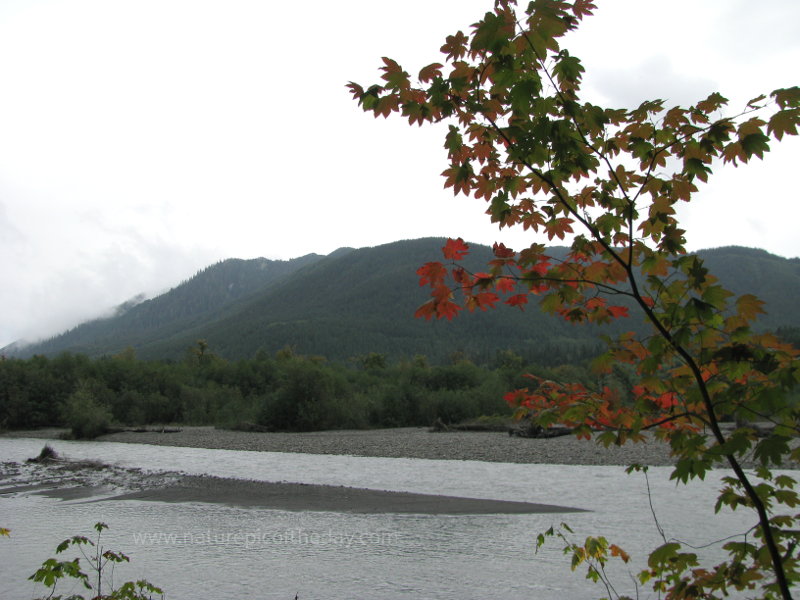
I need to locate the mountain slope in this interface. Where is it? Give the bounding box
[697,246,800,330]
[137,238,596,363]
[8,253,326,358]
[7,239,800,364]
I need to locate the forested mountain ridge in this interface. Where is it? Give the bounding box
[5,239,799,365]
[116,239,599,364]
[6,252,327,359]
[695,246,800,324]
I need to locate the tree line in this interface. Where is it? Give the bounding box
[0,343,605,438]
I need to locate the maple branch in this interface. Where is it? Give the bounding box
[649,104,766,158]
[445,260,635,305]
[482,112,601,235]
[628,287,793,598]
[642,468,669,544]
[355,8,798,596]
[465,47,643,306]
[478,34,792,595]
[600,256,795,598]
[513,24,642,218]
[533,276,631,297]
[639,411,708,432]
[733,403,800,437]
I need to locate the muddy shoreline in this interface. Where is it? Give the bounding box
[0,458,586,515]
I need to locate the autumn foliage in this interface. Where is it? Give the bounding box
[351,1,800,598]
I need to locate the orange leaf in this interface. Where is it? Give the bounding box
[736,293,766,321]
[527,259,551,277]
[414,300,437,320]
[475,291,500,310]
[496,277,516,293]
[375,94,400,118]
[417,262,447,287]
[544,217,574,241]
[442,163,474,196]
[492,242,516,259]
[607,305,629,319]
[609,544,630,563]
[418,62,443,83]
[506,294,528,309]
[585,297,606,310]
[572,0,597,19]
[436,299,461,320]
[654,392,679,410]
[440,31,468,61]
[442,238,470,261]
[345,82,364,100]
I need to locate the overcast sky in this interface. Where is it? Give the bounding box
[1,0,798,348]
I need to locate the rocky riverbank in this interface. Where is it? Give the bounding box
[101,425,677,466]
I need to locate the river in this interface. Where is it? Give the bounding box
[0,437,767,599]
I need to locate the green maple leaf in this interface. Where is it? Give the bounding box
[767,109,799,141]
[552,53,584,86]
[686,257,708,288]
[740,132,770,160]
[684,157,711,181]
[754,435,791,466]
[701,285,733,310]
[510,78,543,114]
[489,192,512,223]
[471,11,510,53]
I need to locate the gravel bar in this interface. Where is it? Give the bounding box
[84,426,682,466]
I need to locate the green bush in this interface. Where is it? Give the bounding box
[213,388,260,429]
[110,390,147,426]
[62,381,113,439]
[422,361,482,391]
[258,358,351,431]
[372,380,424,427]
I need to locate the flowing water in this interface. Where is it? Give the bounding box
[0,437,768,599]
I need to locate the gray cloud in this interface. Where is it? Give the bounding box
[712,0,800,60]
[0,198,24,244]
[0,218,221,347]
[587,55,720,109]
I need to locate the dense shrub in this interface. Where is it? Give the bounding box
[62,380,113,439]
[259,358,351,431]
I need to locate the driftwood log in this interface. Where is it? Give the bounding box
[507,422,572,438]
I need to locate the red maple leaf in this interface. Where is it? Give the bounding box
[528,259,551,277]
[417,262,447,287]
[506,294,529,309]
[492,242,516,259]
[437,299,461,320]
[442,238,469,260]
[414,300,437,321]
[474,291,500,311]
[654,392,679,410]
[608,305,630,319]
[495,277,516,294]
